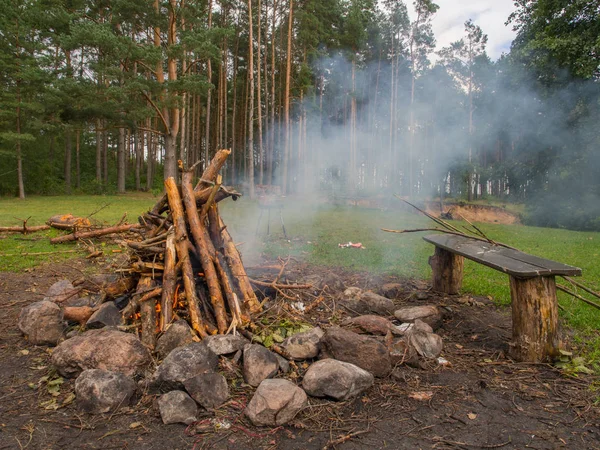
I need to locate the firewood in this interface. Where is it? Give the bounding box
[194,149,231,190]
[0,224,50,233]
[160,231,177,331]
[180,171,229,334]
[47,214,92,231]
[214,251,248,327]
[165,177,209,338]
[139,277,158,349]
[50,223,141,244]
[63,306,96,324]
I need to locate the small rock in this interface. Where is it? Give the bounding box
[243,344,278,387]
[156,321,195,359]
[415,291,429,300]
[302,359,374,400]
[380,283,403,298]
[245,379,307,426]
[183,373,229,409]
[158,391,198,425]
[18,301,64,345]
[44,280,75,303]
[322,327,391,377]
[150,342,218,392]
[204,334,249,356]
[342,315,400,336]
[64,294,103,308]
[408,331,443,359]
[51,328,152,378]
[413,319,433,333]
[280,327,323,360]
[75,369,136,414]
[275,354,290,373]
[86,302,121,329]
[394,305,443,329]
[341,288,395,316]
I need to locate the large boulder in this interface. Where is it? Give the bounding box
[280,327,323,360]
[43,280,75,303]
[18,301,64,346]
[245,379,307,426]
[51,328,152,378]
[86,302,122,329]
[394,305,443,330]
[302,359,374,401]
[340,288,395,316]
[158,391,198,425]
[149,342,218,392]
[183,373,229,409]
[204,334,249,356]
[321,327,391,377]
[243,344,279,387]
[75,369,136,414]
[155,321,195,359]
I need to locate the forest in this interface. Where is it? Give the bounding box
[0,0,599,230]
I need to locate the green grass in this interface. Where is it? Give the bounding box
[2,194,600,367]
[0,193,157,271]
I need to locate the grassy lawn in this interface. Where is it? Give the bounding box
[2,194,600,362]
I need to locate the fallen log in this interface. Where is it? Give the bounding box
[63,306,96,324]
[139,277,158,349]
[0,224,50,233]
[47,214,92,231]
[50,223,141,244]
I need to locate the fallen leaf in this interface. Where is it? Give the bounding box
[62,393,76,406]
[467,413,477,420]
[129,422,142,429]
[20,349,30,356]
[408,391,434,401]
[455,344,463,349]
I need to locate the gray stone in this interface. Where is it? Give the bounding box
[43,280,75,303]
[340,288,395,316]
[342,315,400,336]
[280,327,323,360]
[149,342,218,392]
[408,331,443,359]
[204,334,249,356]
[413,319,433,334]
[302,359,374,401]
[275,354,290,373]
[243,344,278,387]
[379,283,403,298]
[86,302,121,329]
[245,379,307,426]
[75,369,136,414]
[183,373,229,409]
[64,294,103,308]
[394,305,443,330]
[51,328,152,378]
[321,327,391,377]
[156,321,195,359]
[158,391,198,425]
[18,301,64,346]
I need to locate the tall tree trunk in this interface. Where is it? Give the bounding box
[247,0,256,199]
[256,0,264,186]
[350,59,357,194]
[16,78,25,199]
[282,0,293,195]
[96,120,102,183]
[204,0,213,169]
[117,126,126,193]
[231,25,240,183]
[64,129,72,194]
[76,129,81,190]
[268,0,277,185]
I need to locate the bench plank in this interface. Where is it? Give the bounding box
[423,234,582,278]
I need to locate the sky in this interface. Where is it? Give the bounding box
[408,0,518,60]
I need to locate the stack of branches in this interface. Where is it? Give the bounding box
[383,195,600,312]
[117,150,258,348]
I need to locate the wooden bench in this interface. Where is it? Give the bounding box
[423,234,582,362]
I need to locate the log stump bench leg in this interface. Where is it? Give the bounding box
[429,247,464,295]
[509,275,560,362]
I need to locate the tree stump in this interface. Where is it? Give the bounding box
[429,247,464,294]
[509,275,560,362]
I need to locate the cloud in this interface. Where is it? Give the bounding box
[407,0,517,60]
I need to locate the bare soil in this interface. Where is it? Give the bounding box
[0,258,599,450]
[424,202,520,225]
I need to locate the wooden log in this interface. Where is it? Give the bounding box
[219,217,261,314]
[103,276,136,297]
[121,276,151,320]
[0,224,50,233]
[160,231,177,331]
[63,306,96,324]
[180,172,229,334]
[509,275,560,362]
[47,214,92,231]
[215,251,249,326]
[207,203,223,250]
[50,223,141,244]
[428,247,464,295]
[165,177,209,338]
[139,277,158,349]
[194,149,231,190]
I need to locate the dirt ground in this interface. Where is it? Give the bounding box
[424,203,520,225]
[1,258,599,450]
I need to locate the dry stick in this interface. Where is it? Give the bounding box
[122,276,151,320]
[200,174,223,218]
[394,194,463,234]
[160,231,177,331]
[219,216,262,314]
[180,172,228,334]
[323,428,371,450]
[562,276,600,300]
[456,212,499,245]
[0,225,50,233]
[139,277,158,349]
[166,177,209,338]
[557,284,600,312]
[0,249,78,257]
[249,278,312,290]
[50,224,141,244]
[138,287,163,303]
[214,252,246,331]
